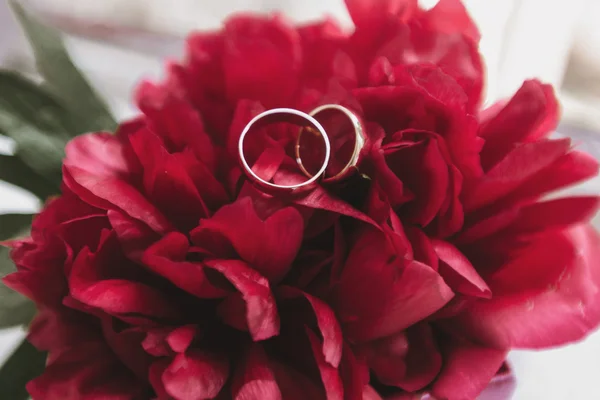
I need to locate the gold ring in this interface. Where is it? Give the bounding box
[296,104,365,183]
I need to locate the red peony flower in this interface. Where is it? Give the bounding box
[4,1,600,399]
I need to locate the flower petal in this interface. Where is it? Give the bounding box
[293,185,378,227]
[136,80,216,169]
[65,132,138,177]
[336,229,454,341]
[383,132,450,226]
[27,339,146,400]
[192,197,304,283]
[420,0,480,42]
[503,150,599,203]
[270,360,328,400]
[68,241,181,321]
[63,165,172,234]
[107,210,159,257]
[359,323,440,391]
[339,344,369,400]
[463,138,571,212]
[232,344,282,400]
[431,338,507,400]
[506,196,600,234]
[223,15,301,107]
[306,328,344,400]
[142,232,227,298]
[279,287,343,368]
[479,80,559,170]
[101,318,151,380]
[63,134,172,234]
[432,239,491,298]
[454,226,600,348]
[162,350,229,400]
[344,0,418,27]
[206,259,280,341]
[128,127,210,230]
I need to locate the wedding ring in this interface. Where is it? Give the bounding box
[296,104,365,183]
[238,108,331,193]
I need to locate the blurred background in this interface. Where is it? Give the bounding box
[0,0,600,398]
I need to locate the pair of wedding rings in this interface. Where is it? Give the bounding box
[238,104,365,193]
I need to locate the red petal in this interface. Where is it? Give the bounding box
[231,344,282,400]
[432,239,491,298]
[271,360,328,400]
[223,15,301,107]
[339,344,369,400]
[299,20,357,90]
[507,196,600,233]
[206,259,280,341]
[291,182,378,228]
[69,246,180,321]
[143,328,173,357]
[162,350,229,400]
[479,80,559,170]
[431,338,507,400]
[279,287,343,368]
[149,359,171,399]
[454,226,600,348]
[167,325,198,353]
[362,386,383,400]
[142,325,198,359]
[128,127,209,230]
[503,150,599,203]
[360,323,441,392]
[356,80,481,178]
[63,134,172,234]
[306,328,344,400]
[27,339,145,400]
[336,229,454,341]
[344,0,418,27]
[394,324,441,392]
[142,232,226,298]
[420,0,480,42]
[455,207,520,244]
[383,132,449,226]
[107,210,159,256]
[463,138,571,212]
[136,80,216,170]
[192,197,304,283]
[406,227,439,270]
[175,148,229,211]
[369,145,409,208]
[101,318,151,380]
[63,165,172,234]
[64,132,138,177]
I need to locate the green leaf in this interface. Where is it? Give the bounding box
[0,213,34,241]
[0,107,65,183]
[0,223,30,276]
[0,339,46,400]
[0,153,59,200]
[0,281,35,329]
[0,71,76,139]
[9,0,117,133]
[0,218,35,328]
[0,72,71,183]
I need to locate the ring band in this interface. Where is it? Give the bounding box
[296,104,365,183]
[238,108,331,192]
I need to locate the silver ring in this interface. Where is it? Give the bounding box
[238,108,331,192]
